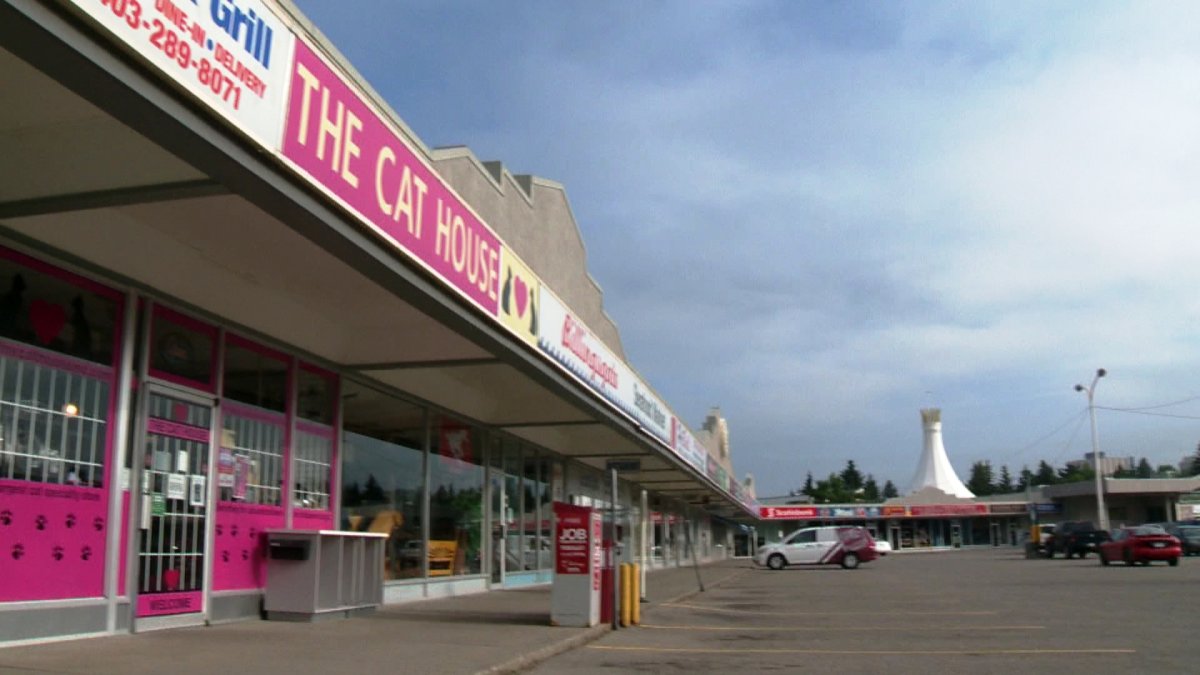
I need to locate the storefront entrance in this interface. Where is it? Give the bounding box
[133,388,214,625]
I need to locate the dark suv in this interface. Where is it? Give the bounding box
[1045,521,1110,559]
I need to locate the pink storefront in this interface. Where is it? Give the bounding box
[0,0,758,645]
[0,244,338,634]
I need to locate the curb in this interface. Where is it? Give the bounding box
[472,623,612,675]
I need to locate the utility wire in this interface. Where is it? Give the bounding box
[1095,406,1200,421]
[1101,395,1200,412]
[997,408,1089,465]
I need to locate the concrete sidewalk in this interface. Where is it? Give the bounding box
[0,559,752,675]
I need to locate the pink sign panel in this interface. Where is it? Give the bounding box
[282,41,502,315]
[0,480,108,601]
[137,591,201,617]
[213,503,283,591]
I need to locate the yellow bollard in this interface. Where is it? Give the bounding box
[620,563,632,627]
[631,562,641,625]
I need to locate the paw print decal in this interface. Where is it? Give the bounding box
[52,545,64,561]
[0,509,12,525]
[221,550,230,563]
[35,515,47,530]
[11,543,24,560]
[241,549,249,561]
[93,516,105,532]
[81,545,92,561]
[230,524,239,537]
[248,527,257,539]
[66,513,77,529]
[216,524,224,536]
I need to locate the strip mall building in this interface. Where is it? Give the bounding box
[0,0,758,644]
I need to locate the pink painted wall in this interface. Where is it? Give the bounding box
[293,508,333,531]
[0,481,109,601]
[212,503,284,591]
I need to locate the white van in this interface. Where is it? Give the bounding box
[754,526,880,570]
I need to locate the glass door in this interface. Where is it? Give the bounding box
[134,388,213,621]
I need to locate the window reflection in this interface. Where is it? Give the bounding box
[430,415,483,577]
[341,381,426,580]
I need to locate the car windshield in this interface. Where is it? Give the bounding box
[1178,526,1200,538]
[1131,525,1166,536]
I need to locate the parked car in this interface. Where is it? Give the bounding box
[754,526,879,570]
[1098,525,1182,566]
[1044,521,1109,559]
[1161,523,1200,556]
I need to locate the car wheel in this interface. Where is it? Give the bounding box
[1077,550,1088,559]
[1169,557,1179,567]
[1124,550,1134,566]
[767,554,786,571]
[1064,550,1073,559]
[841,552,859,570]
[1099,551,1109,566]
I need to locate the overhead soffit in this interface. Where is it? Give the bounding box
[0,46,203,202]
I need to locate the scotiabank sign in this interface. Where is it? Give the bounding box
[760,506,818,520]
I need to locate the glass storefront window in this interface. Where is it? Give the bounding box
[222,337,287,413]
[430,414,483,577]
[297,365,334,425]
[502,442,522,571]
[219,406,284,506]
[0,355,109,486]
[341,381,425,580]
[0,251,120,366]
[149,307,216,389]
[0,251,118,487]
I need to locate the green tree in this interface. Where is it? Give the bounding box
[1135,457,1154,478]
[1191,443,1200,475]
[1035,460,1058,486]
[882,480,899,499]
[802,472,815,497]
[1058,463,1094,483]
[839,460,864,493]
[997,465,1014,493]
[1016,466,1033,491]
[862,475,880,502]
[1112,465,1134,479]
[966,460,995,496]
[1156,464,1179,478]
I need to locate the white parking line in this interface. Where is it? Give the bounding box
[588,645,1136,656]
[638,623,1045,632]
[661,602,998,617]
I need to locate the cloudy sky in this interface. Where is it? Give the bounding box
[294,0,1200,498]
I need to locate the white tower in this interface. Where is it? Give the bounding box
[908,408,974,498]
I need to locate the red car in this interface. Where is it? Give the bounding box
[1098,525,1182,566]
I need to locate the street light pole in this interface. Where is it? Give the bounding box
[1075,368,1109,531]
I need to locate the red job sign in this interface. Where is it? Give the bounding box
[554,502,592,575]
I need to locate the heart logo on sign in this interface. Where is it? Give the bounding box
[29,299,66,345]
[513,275,528,318]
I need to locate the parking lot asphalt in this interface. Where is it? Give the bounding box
[0,559,741,675]
[530,547,1198,674]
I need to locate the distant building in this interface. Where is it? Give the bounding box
[1067,452,1134,477]
[907,409,974,499]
